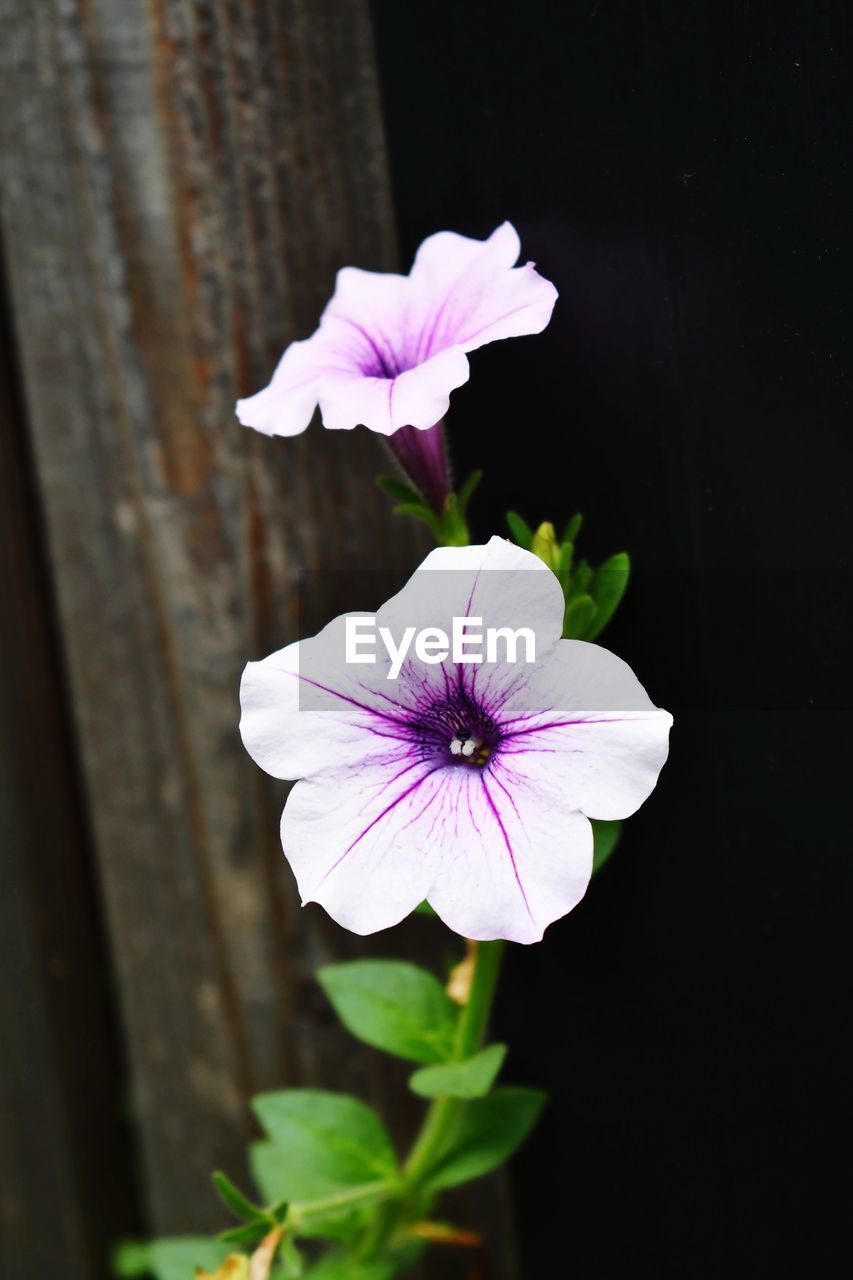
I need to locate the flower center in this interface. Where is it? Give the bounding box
[448,727,492,767]
[406,690,501,769]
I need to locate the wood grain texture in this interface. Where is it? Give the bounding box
[0,3,517,1275]
[0,272,138,1277]
[0,0,421,1235]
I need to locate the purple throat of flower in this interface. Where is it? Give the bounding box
[350,333,451,514]
[387,420,450,515]
[407,687,502,770]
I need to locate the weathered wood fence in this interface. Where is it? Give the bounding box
[0,3,516,1278]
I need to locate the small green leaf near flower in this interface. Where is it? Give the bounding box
[376,474,425,506]
[421,1086,546,1191]
[563,592,597,638]
[211,1171,266,1223]
[113,1238,231,1280]
[317,961,459,1064]
[591,818,623,874]
[251,1090,397,1200]
[586,551,631,640]
[505,510,534,548]
[409,1043,507,1099]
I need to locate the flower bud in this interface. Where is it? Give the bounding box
[530,521,559,569]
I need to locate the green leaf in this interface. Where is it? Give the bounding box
[304,1257,377,1280]
[114,1238,230,1280]
[440,492,468,545]
[422,1086,546,1191]
[376,474,423,506]
[409,1044,506,1099]
[585,552,631,640]
[557,539,574,574]
[592,819,623,874]
[413,900,436,917]
[317,961,458,1064]
[251,1143,372,1242]
[304,1258,391,1280]
[392,502,444,540]
[305,1243,422,1280]
[553,540,574,593]
[113,1243,152,1278]
[563,593,597,639]
[505,510,533,548]
[218,1223,266,1248]
[281,1235,305,1277]
[566,558,592,600]
[456,469,482,516]
[212,1171,265,1223]
[561,512,583,545]
[250,1090,397,1202]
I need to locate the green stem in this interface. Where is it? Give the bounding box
[289,1180,393,1229]
[402,940,504,1188]
[357,939,505,1261]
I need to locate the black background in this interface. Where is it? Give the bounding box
[371,3,851,1276]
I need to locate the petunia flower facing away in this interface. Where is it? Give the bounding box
[236,223,558,511]
[240,538,672,945]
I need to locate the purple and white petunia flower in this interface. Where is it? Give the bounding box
[236,223,558,511]
[239,538,672,944]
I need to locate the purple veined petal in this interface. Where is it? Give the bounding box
[240,613,427,781]
[498,710,672,823]
[321,266,411,375]
[318,346,470,435]
[376,536,565,657]
[499,638,673,820]
[239,540,673,945]
[236,222,558,440]
[409,224,522,359]
[425,769,594,944]
[452,260,559,353]
[235,332,351,437]
[412,222,523,286]
[408,221,558,360]
[282,757,453,934]
[503,635,663,718]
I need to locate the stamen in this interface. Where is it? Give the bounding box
[449,734,490,766]
[413,696,500,768]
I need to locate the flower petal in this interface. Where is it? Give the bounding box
[240,544,672,945]
[236,223,557,438]
[321,267,409,376]
[500,639,673,820]
[240,614,414,780]
[425,768,594,944]
[409,221,558,358]
[377,535,565,657]
[282,759,448,934]
[236,334,348,437]
[413,221,522,278]
[318,346,470,435]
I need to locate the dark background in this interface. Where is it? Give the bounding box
[2,3,849,1278]
[372,3,851,1276]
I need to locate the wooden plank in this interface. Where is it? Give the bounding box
[0,0,427,1237]
[0,5,519,1273]
[0,273,138,1277]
